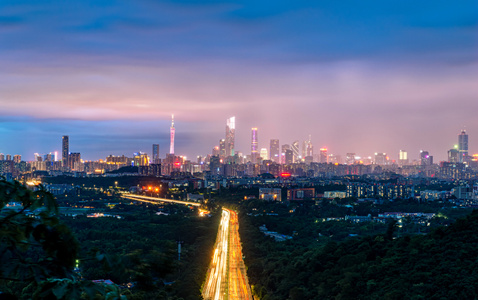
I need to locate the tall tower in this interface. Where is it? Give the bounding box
[291,140,299,162]
[225,116,235,157]
[458,130,468,162]
[62,135,69,169]
[152,144,160,163]
[251,128,258,163]
[270,139,280,163]
[170,114,175,155]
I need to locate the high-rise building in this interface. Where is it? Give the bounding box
[270,139,280,163]
[219,139,226,159]
[170,114,175,155]
[5,154,11,161]
[291,141,299,162]
[374,153,387,165]
[13,155,21,163]
[0,154,4,161]
[251,128,258,163]
[225,116,235,157]
[285,149,293,165]
[458,130,468,162]
[212,146,220,157]
[69,152,81,170]
[399,150,409,166]
[303,135,313,158]
[152,144,160,164]
[420,150,433,166]
[448,148,460,163]
[62,135,69,169]
[346,153,356,165]
[260,148,269,160]
[319,148,328,163]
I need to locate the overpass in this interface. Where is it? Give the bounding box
[121,193,201,207]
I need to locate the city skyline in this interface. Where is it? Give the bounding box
[0,1,477,161]
[0,119,475,164]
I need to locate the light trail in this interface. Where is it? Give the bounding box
[120,193,201,206]
[203,208,253,300]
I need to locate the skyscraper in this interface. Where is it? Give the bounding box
[219,139,226,159]
[399,150,409,166]
[62,135,69,169]
[225,116,235,157]
[374,153,387,165]
[251,128,258,163]
[458,130,468,162]
[291,141,299,162]
[270,139,280,163]
[420,150,433,166]
[260,148,269,160]
[170,114,175,155]
[319,148,328,163]
[152,144,160,163]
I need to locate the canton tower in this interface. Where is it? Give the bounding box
[170,114,175,154]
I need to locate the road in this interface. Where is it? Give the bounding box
[120,193,201,207]
[203,208,253,300]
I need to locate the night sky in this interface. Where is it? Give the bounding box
[1,0,477,161]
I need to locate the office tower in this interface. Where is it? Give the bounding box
[13,155,21,163]
[448,148,460,163]
[260,148,269,160]
[5,154,11,161]
[44,153,53,162]
[319,148,328,163]
[170,114,175,155]
[345,153,356,165]
[219,139,226,159]
[303,135,313,158]
[251,128,258,163]
[225,116,235,157]
[420,150,433,166]
[285,149,293,165]
[152,144,160,164]
[270,139,280,163]
[62,135,69,169]
[398,150,408,166]
[374,153,387,165]
[212,146,220,157]
[458,130,468,162]
[0,154,4,160]
[291,140,299,162]
[69,153,81,170]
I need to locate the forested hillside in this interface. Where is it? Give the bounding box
[241,209,478,300]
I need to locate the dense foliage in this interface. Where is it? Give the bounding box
[63,207,219,300]
[240,206,478,299]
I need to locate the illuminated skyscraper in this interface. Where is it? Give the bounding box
[170,114,175,155]
[399,150,408,166]
[62,135,69,169]
[260,148,269,160]
[219,139,226,159]
[270,139,280,163]
[319,148,328,163]
[225,116,235,157]
[251,128,258,163]
[458,130,468,162]
[291,141,299,162]
[303,135,313,158]
[420,150,433,166]
[152,144,160,163]
[374,153,387,165]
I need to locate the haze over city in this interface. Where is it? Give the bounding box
[1,0,477,161]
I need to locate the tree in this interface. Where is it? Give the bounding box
[0,179,126,299]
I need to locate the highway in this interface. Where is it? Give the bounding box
[120,193,201,207]
[203,208,253,300]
